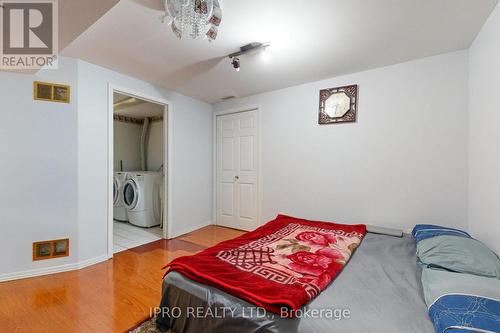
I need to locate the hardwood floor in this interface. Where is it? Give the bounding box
[0,226,245,333]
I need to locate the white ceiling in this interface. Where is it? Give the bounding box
[2,0,119,74]
[59,0,120,52]
[113,92,164,118]
[62,0,498,103]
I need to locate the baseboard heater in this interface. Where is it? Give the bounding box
[276,213,405,237]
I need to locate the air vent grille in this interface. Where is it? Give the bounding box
[33,238,69,260]
[34,81,70,103]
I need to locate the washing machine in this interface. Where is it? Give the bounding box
[113,172,129,222]
[123,172,163,227]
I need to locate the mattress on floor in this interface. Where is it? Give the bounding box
[156,233,435,333]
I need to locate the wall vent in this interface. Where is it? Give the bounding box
[33,239,69,261]
[34,81,70,103]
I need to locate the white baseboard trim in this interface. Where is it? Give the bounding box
[77,254,110,269]
[0,254,109,283]
[170,220,212,239]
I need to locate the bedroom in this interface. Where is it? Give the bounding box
[0,0,499,332]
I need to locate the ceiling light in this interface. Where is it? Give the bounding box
[231,57,240,72]
[228,42,270,58]
[228,42,270,72]
[161,0,222,41]
[261,48,271,62]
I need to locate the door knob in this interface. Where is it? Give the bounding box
[234,175,239,181]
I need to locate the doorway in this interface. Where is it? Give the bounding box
[107,86,170,257]
[215,108,260,231]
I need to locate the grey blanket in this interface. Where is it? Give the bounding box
[156,233,434,333]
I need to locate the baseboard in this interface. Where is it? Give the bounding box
[0,254,109,283]
[76,254,110,269]
[171,220,212,239]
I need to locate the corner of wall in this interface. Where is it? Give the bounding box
[466,2,500,255]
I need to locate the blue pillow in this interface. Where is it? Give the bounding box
[417,235,500,278]
[428,294,500,333]
[421,268,500,307]
[412,224,471,243]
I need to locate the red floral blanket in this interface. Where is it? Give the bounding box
[164,215,366,315]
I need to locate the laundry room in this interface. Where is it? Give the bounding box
[112,92,166,253]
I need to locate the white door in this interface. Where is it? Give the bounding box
[216,110,259,231]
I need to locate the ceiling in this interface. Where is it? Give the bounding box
[113,92,164,118]
[59,0,120,52]
[63,0,498,103]
[2,0,119,74]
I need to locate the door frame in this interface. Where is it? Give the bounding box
[212,106,262,230]
[107,84,172,258]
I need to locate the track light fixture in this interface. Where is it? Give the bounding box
[228,42,270,72]
[231,57,240,71]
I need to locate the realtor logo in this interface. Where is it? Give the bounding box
[1,0,58,69]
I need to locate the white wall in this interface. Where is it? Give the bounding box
[215,51,469,232]
[468,3,500,255]
[77,59,213,262]
[113,120,164,172]
[0,57,213,279]
[113,121,142,171]
[0,58,79,278]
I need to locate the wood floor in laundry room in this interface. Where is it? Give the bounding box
[0,226,245,333]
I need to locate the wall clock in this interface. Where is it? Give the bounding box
[318,84,358,124]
